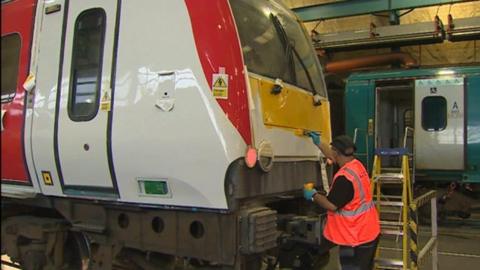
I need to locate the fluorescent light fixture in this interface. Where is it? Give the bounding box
[437,70,455,75]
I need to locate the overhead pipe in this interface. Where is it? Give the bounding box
[324,52,418,74]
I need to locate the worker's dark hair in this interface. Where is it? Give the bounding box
[330,135,356,156]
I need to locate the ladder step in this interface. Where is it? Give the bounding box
[380,209,401,214]
[381,229,404,236]
[380,195,403,200]
[375,148,409,156]
[375,258,404,269]
[375,201,404,207]
[380,220,403,226]
[375,173,404,182]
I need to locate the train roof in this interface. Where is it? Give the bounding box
[347,66,480,82]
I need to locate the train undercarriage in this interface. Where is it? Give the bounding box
[2,195,331,270]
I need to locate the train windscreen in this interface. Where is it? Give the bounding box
[229,0,326,97]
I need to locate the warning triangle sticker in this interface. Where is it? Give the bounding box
[102,90,110,101]
[213,77,227,88]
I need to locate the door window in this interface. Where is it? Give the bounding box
[68,9,106,121]
[1,34,21,103]
[422,96,447,131]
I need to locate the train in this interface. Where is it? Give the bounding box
[343,67,480,185]
[1,0,332,269]
[339,67,480,219]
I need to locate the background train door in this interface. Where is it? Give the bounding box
[414,77,465,170]
[374,80,414,168]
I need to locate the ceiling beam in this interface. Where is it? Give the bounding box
[293,0,477,22]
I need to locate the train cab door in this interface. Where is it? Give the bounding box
[1,0,36,185]
[54,0,119,196]
[414,77,465,170]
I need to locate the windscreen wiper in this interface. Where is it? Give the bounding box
[270,14,316,93]
[291,44,316,93]
[270,14,296,83]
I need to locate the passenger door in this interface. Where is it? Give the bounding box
[415,77,465,170]
[55,0,119,196]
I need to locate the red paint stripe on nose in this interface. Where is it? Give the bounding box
[185,0,252,145]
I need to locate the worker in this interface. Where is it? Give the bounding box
[304,133,380,270]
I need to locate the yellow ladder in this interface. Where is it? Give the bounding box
[371,147,413,270]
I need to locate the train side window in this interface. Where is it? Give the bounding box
[422,96,447,131]
[1,34,21,103]
[68,9,106,121]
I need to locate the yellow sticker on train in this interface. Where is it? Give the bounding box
[42,171,53,186]
[212,73,228,99]
[100,90,111,111]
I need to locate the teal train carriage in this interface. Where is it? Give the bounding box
[344,66,480,188]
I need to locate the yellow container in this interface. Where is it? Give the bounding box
[304,182,315,190]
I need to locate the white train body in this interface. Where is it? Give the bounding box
[1,0,331,268]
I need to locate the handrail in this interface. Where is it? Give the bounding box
[403,127,415,184]
[403,127,414,148]
[410,190,438,270]
[353,128,370,169]
[353,128,360,144]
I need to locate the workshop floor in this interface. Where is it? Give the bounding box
[322,212,480,270]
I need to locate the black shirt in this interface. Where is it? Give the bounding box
[327,176,354,209]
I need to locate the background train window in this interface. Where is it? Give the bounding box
[1,34,21,103]
[230,0,325,95]
[422,96,447,131]
[68,9,106,121]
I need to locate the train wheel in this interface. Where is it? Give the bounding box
[62,231,91,269]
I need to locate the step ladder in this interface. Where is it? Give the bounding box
[371,147,413,270]
[371,128,438,270]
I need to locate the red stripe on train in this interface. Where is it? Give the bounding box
[184,0,252,145]
[1,0,36,183]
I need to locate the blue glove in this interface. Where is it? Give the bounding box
[307,131,320,146]
[303,187,317,201]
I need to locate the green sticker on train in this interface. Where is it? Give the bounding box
[138,179,169,195]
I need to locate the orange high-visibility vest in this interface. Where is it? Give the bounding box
[323,159,380,246]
